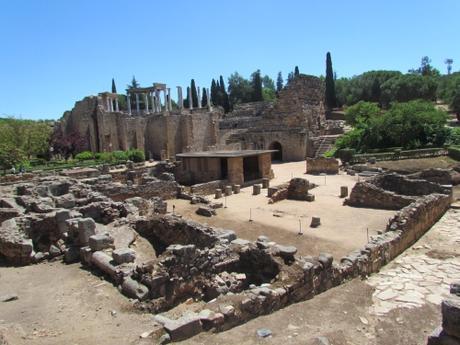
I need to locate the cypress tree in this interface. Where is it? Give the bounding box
[325,52,337,108]
[190,79,198,108]
[276,72,283,92]
[201,88,208,107]
[219,75,230,112]
[294,66,300,77]
[210,79,217,106]
[111,78,117,93]
[252,70,263,102]
[184,87,190,108]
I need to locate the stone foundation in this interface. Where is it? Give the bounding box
[306,157,339,174]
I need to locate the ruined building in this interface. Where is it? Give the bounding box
[59,75,334,161]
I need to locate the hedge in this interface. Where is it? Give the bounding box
[448,146,460,161]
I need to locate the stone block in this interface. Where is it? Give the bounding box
[79,246,92,265]
[77,218,96,245]
[91,251,118,279]
[112,248,136,264]
[262,178,270,189]
[64,246,80,264]
[215,189,222,199]
[163,314,202,342]
[310,216,321,228]
[340,186,349,198]
[306,194,315,202]
[196,206,216,217]
[253,184,262,195]
[88,233,114,251]
[121,276,149,301]
[442,297,460,339]
[233,185,241,194]
[268,187,278,197]
[224,186,232,196]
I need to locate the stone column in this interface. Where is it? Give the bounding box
[144,93,149,113]
[115,97,119,112]
[127,93,132,115]
[167,88,172,111]
[106,97,111,112]
[177,86,183,109]
[207,88,212,109]
[197,87,202,108]
[163,89,168,111]
[135,93,140,113]
[188,87,193,110]
[155,90,161,112]
[150,92,155,113]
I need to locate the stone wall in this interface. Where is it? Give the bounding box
[306,157,339,174]
[190,180,227,196]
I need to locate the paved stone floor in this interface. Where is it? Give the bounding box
[367,208,460,315]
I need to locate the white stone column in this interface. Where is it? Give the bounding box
[115,97,119,112]
[188,87,193,110]
[177,86,183,109]
[167,88,172,111]
[155,90,161,112]
[163,89,167,111]
[127,93,132,115]
[150,92,155,113]
[197,87,202,108]
[135,93,140,113]
[144,93,149,113]
[207,88,212,109]
[106,97,111,112]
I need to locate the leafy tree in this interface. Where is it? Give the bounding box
[251,70,263,101]
[276,72,284,92]
[190,79,198,108]
[0,144,26,173]
[344,101,381,126]
[437,72,460,104]
[380,74,438,106]
[409,56,440,77]
[286,72,294,85]
[294,66,300,77]
[50,124,86,159]
[262,75,275,91]
[445,58,454,75]
[127,76,139,90]
[111,78,117,93]
[451,89,460,117]
[228,72,253,105]
[325,52,337,108]
[262,88,276,101]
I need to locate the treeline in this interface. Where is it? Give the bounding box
[0,118,53,171]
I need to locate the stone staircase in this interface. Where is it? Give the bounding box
[314,135,340,158]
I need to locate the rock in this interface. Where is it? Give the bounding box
[64,246,80,264]
[215,189,222,199]
[163,314,202,342]
[253,184,262,195]
[112,248,136,264]
[196,206,216,217]
[91,251,118,280]
[1,293,18,302]
[48,244,61,257]
[340,186,349,198]
[33,252,46,262]
[442,298,460,339]
[210,202,223,209]
[224,186,232,196]
[359,316,369,325]
[233,185,241,194]
[315,336,331,345]
[79,246,92,265]
[274,244,297,260]
[159,333,171,344]
[89,233,114,251]
[219,305,235,317]
[318,253,333,269]
[198,309,225,330]
[231,238,251,247]
[450,282,460,296]
[256,328,272,338]
[262,178,270,189]
[121,276,149,301]
[310,216,321,228]
[77,218,96,245]
[306,194,315,202]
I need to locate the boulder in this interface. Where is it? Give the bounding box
[196,206,216,217]
[162,314,202,342]
[442,297,460,339]
[112,248,136,264]
[121,276,149,300]
[89,233,115,251]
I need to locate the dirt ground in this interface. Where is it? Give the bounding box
[373,156,459,173]
[172,162,395,258]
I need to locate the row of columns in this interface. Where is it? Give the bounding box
[105,96,119,112]
[127,88,173,115]
[176,86,211,110]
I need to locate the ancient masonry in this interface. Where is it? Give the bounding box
[0,163,453,343]
[58,75,339,161]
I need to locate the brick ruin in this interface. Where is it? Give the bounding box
[58,75,340,161]
[0,164,453,343]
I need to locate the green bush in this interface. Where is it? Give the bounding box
[112,150,128,161]
[127,149,145,163]
[75,151,94,160]
[448,146,460,161]
[335,148,355,162]
[95,152,114,163]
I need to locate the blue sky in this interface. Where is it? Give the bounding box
[1,0,459,119]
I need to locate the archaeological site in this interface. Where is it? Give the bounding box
[1,67,460,345]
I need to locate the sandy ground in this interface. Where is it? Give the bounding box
[172,162,396,258]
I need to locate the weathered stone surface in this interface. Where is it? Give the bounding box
[253,184,262,195]
[112,248,136,264]
[215,189,222,199]
[121,276,149,300]
[77,218,96,245]
[163,314,202,342]
[442,297,460,339]
[89,233,114,251]
[310,216,321,228]
[340,186,348,198]
[306,157,339,175]
[196,206,216,217]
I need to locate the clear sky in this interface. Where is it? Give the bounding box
[1,0,459,120]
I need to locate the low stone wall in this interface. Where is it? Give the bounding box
[428,286,460,344]
[269,178,316,203]
[306,157,339,175]
[373,173,450,196]
[94,180,179,201]
[190,180,227,196]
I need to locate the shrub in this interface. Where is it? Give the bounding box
[448,146,460,161]
[95,152,114,163]
[112,150,128,161]
[335,148,355,163]
[75,151,94,160]
[127,149,145,163]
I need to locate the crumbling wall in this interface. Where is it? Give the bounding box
[306,157,339,175]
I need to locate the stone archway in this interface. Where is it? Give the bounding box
[269,141,283,161]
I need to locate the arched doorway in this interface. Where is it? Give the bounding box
[269,141,283,161]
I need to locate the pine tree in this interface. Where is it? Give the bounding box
[325,52,337,109]
[294,66,300,77]
[210,79,217,106]
[127,76,139,89]
[287,72,294,85]
[184,87,190,108]
[111,78,117,93]
[201,88,208,107]
[276,72,284,92]
[251,70,263,102]
[190,79,198,108]
[219,75,230,112]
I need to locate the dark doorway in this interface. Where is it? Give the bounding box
[220,158,228,179]
[269,141,283,161]
[243,156,260,182]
